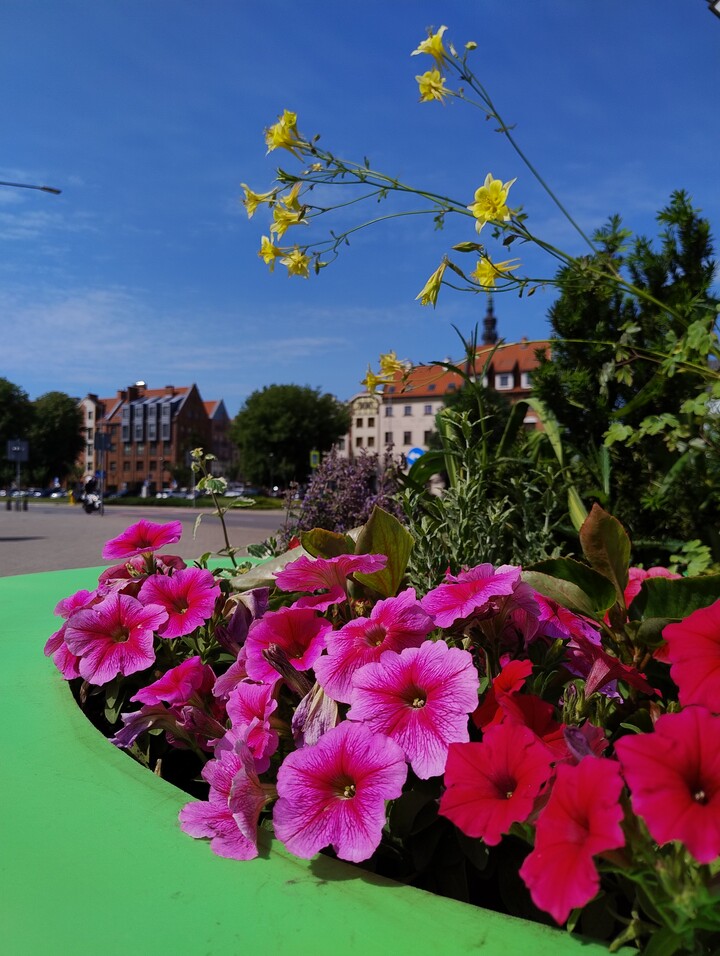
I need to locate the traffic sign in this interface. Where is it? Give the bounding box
[405,446,425,465]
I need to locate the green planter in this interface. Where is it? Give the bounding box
[2,568,630,956]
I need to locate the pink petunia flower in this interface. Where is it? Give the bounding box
[102,519,183,561]
[138,567,221,639]
[179,734,271,860]
[347,641,480,779]
[226,681,279,772]
[131,655,215,706]
[662,601,720,709]
[615,707,720,864]
[274,552,387,611]
[64,592,168,685]
[519,757,625,925]
[245,606,332,684]
[98,553,186,597]
[439,722,553,844]
[314,588,434,703]
[273,721,407,863]
[420,563,520,629]
[45,588,100,679]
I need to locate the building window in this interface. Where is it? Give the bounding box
[403,431,412,445]
[136,444,145,456]
[88,410,94,421]
[403,405,412,416]
[387,386,396,394]
[427,384,436,392]
[161,402,172,441]
[385,406,393,417]
[149,442,157,454]
[133,404,144,441]
[367,416,375,427]
[356,436,363,447]
[109,461,116,472]
[124,443,132,455]
[496,373,512,390]
[121,406,131,443]
[424,430,433,444]
[367,436,375,448]
[336,438,345,451]
[384,432,393,445]
[356,417,363,428]
[123,461,131,472]
[149,460,157,471]
[521,372,532,389]
[424,404,432,415]
[446,383,456,392]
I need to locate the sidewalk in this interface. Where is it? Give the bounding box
[0,502,283,577]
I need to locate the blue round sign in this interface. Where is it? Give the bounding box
[405,446,425,465]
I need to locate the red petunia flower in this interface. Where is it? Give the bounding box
[615,706,720,864]
[519,757,625,925]
[439,721,553,845]
[662,601,720,710]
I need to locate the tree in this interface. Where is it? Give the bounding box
[0,378,34,486]
[532,191,719,558]
[230,385,350,486]
[28,391,85,486]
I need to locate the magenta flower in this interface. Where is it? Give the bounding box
[615,707,720,864]
[314,588,434,703]
[212,651,249,699]
[347,641,480,779]
[624,565,680,608]
[439,722,553,844]
[420,563,520,628]
[179,734,270,860]
[245,606,331,684]
[138,567,221,639]
[226,681,279,771]
[274,552,387,611]
[64,592,168,685]
[98,553,186,597]
[131,655,215,706]
[519,757,625,925]
[273,721,407,863]
[662,601,720,709]
[43,623,82,680]
[102,519,183,561]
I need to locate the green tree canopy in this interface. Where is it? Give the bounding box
[0,378,34,485]
[28,391,84,486]
[531,190,719,558]
[230,384,350,487]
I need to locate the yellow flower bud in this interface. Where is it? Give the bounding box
[264,109,305,155]
[415,260,448,308]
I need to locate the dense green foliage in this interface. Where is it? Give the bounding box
[230,384,350,486]
[0,379,83,487]
[531,191,719,561]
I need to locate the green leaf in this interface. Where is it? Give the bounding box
[526,557,617,614]
[353,506,414,598]
[300,528,353,559]
[579,504,630,605]
[630,574,720,621]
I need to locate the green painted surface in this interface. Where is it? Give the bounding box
[1,567,628,956]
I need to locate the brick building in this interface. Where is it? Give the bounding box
[78,383,229,494]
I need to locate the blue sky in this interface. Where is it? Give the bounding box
[3,0,719,417]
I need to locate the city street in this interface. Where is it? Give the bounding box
[0,502,285,576]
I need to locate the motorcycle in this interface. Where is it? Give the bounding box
[81,492,101,514]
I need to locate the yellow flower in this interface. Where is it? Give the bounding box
[280,246,310,278]
[415,69,448,103]
[264,109,304,155]
[270,186,308,238]
[241,184,276,219]
[258,236,282,271]
[468,173,516,232]
[361,366,389,394]
[379,351,408,376]
[411,25,448,70]
[415,260,448,307]
[471,256,520,289]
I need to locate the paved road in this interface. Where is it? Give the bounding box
[0,502,286,577]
